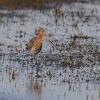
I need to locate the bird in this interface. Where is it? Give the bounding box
[26,27,46,54]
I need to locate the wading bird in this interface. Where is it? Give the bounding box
[26,27,47,54]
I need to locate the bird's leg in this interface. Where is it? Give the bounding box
[35,56,39,80]
[31,55,34,75]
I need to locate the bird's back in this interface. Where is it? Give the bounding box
[26,37,42,54]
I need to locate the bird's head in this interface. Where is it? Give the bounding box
[37,27,45,37]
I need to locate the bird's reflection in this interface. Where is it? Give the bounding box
[27,79,42,100]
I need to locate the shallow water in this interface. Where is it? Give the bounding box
[0,2,100,100]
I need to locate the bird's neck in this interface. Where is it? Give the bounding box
[37,32,44,42]
[35,32,43,49]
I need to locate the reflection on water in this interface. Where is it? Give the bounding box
[0,1,100,100]
[0,62,100,100]
[26,79,42,100]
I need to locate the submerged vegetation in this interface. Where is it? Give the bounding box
[1,33,100,83]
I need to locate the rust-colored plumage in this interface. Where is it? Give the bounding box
[26,28,44,54]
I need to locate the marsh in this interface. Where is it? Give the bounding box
[0,0,100,100]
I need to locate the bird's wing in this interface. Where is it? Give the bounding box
[26,37,36,51]
[34,43,42,55]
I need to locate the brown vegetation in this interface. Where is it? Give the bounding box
[0,0,87,10]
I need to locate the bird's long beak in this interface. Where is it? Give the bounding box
[44,32,49,47]
[44,32,57,50]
